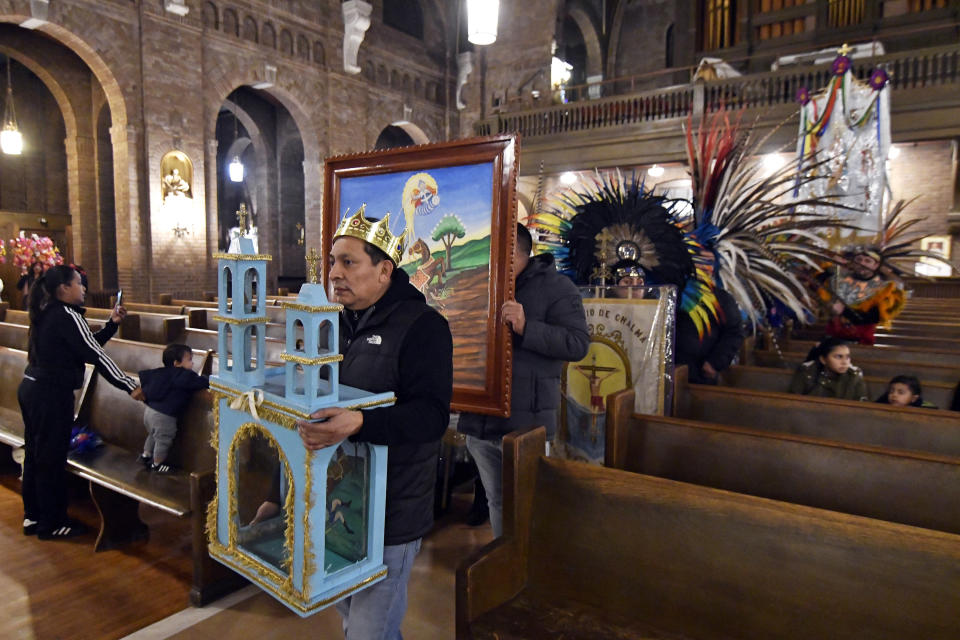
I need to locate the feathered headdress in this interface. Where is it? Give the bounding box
[531,171,693,287]
[842,198,955,278]
[681,110,861,330]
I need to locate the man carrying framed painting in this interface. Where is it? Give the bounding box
[458,223,590,537]
[296,207,453,639]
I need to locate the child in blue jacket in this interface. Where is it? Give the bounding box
[138,344,209,473]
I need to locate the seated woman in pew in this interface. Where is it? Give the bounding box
[876,375,937,409]
[788,336,868,401]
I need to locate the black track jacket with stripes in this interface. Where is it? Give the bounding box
[25,300,138,393]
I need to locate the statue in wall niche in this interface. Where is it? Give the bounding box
[160,150,194,202]
[163,168,190,200]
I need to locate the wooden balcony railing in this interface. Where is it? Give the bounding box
[475,44,960,139]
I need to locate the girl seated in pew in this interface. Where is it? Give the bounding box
[876,375,937,409]
[788,336,868,401]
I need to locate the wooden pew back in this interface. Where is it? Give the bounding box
[0,321,28,350]
[674,374,960,457]
[460,427,960,640]
[782,338,960,365]
[103,338,211,376]
[749,350,960,383]
[82,308,141,341]
[719,364,956,407]
[606,390,960,534]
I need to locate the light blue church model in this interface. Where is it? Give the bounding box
[207,237,393,616]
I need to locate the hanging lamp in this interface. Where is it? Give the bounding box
[1,56,23,156]
[228,100,244,182]
[467,0,499,45]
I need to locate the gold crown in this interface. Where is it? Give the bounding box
[333,204,407,264]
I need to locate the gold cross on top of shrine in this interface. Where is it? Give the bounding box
[837,43,852,57]
[305,248,321,284]
[235,203,249,234]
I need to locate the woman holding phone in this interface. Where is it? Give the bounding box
[18,265,144,539]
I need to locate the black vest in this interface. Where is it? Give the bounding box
[340,298,440,545]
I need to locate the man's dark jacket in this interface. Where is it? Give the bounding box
[341,268,453,546]
[675,287,743,384]
[458,253,590,441]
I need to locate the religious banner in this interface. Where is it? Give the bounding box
[794,45,891,237]
[554,286,676,464]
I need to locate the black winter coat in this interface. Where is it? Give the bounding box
[675,288,744,384]
[342,269,453,545]
[458,254,590,440]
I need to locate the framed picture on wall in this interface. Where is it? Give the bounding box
[918,234,952,277]
[322,135,520,417]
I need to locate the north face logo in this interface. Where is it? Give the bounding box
[366,335,382,345]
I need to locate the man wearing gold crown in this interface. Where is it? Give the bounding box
[296,207,453,639]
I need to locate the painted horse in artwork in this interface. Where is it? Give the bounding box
[408,238,445,293]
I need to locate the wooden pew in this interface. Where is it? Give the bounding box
[73,375,241,605]
[749,349,960,384]
[606,389,960,535]
[457,427,960,639]
[795,320,960,340]
[78,308,142,342]
[0,300,8,321]
[719,364,956,407]
[0,321,28,350]
[777,338,960,365]
[674,369,960,457]
[103,338,212,376]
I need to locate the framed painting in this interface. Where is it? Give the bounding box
[321,135,520,417]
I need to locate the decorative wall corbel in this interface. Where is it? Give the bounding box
[456,52,474,110]
[342,0,372,75]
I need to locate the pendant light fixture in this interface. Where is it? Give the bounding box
[2,56,24,156]
[466,0,499,46]
[228,99,244,182]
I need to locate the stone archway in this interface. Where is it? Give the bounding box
[212,86,313,292]
[0,16,140,295]
[206,68,323,291]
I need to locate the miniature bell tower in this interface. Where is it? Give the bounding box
[281,249,343,411]
[214,237,269,387]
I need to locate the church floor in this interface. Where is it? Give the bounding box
[0,466,492,639]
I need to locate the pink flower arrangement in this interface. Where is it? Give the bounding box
[7,235,64,271]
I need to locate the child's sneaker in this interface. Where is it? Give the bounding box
[138,453,152,468]
[152,462,175,474]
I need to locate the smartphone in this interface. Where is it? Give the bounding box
[115,289,123,307]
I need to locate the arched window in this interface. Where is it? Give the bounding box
[665,24,675,68]
[262,22,277,49]
[279,29,293,56]
[297,35,310,61]
[383,0,423,39]
[222,8,239,37]
[242,16,258,42]
[390,69,400,88]
[203,2,219,29]
[313,41,325,65]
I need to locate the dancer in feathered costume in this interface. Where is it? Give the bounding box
[532,110,857,382]
[813,199,952,344]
